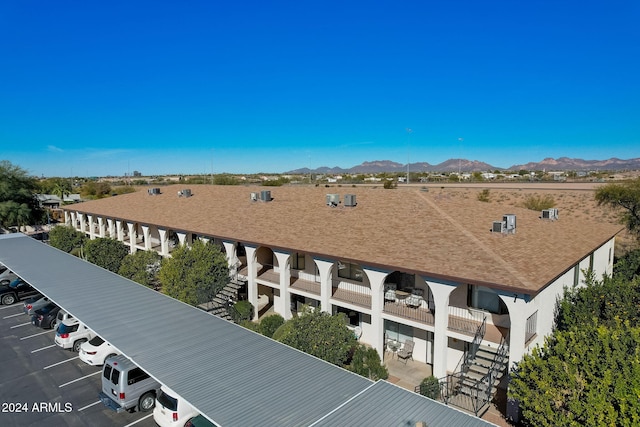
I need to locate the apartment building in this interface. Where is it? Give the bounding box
[62,184,619,390]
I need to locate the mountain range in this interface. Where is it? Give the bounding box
[286,157,640,174]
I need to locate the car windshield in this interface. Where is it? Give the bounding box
[37,304,57,314]
[88,336,105,346]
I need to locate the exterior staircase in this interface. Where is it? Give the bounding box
[197,279,245,322]
[440,332,510,417]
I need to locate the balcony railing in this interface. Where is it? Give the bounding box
[331,280,371,308]
[256,263,279,285]
[290,276,321,296]
[448,306,487,336]
[383,301,435,326]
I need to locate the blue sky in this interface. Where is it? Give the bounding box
[1,1,638,177]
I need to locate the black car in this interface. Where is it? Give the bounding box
[0,278,40,305]
[32,303,61,329]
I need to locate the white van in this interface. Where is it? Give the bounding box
[153,385,199,427]
[99,355,161,413]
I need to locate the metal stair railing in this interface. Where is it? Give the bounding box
[471,334,510,416]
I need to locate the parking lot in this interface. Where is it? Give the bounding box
[0,302,157,427]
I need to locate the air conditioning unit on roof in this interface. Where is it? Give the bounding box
[178,189,192,197]
[503,214,516,233]
[344,194,357,207]
[326,194,340,207]
[250,192,258,202]
[260,190,271,202]
[492,221,505,233]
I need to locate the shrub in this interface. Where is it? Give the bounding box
[477,188,491,202]
[522,194,555,210]
[231,300,254,323]
[259,314,285,338]
[348,344,388,380]
[418,376,441,400]
[383,179,397,189]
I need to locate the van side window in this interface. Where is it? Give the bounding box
[127,368,150,385]
[103,365,112,380]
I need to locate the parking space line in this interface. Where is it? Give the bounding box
[20,330,54,340]
[31,344,56,353]
[0,304,21,310]
[78,400,102,411]
[59,371,101,388]
[123,413,153,427]
[3,312,24,319]
[10,322,31,328]
[43,356,79,370]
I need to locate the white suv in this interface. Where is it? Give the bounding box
[54,318,95,352]
[79,335,121,366]
[153,385,199,427]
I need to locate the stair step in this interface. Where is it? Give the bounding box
[226,282,242,290]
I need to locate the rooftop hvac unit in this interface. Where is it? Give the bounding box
[250,192,258,202]
[503,214,516,233]
[551,208,559,220]
[344,194,357,207]
[178,189,192,197]
[260,190,271,202]
[326,193,340,207]
[492,221,505,233]
[148,188,161,195]
[541,209,552,219]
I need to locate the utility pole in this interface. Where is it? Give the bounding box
[406,128,413,184]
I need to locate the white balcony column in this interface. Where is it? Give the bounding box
[499,294,530,372]
[116,220,124,242]
[97,217,106,238]
[314,259,334,314]
[363,268,388,359]
[427,280,457,379]
[176,232,188,247]
[222,241,237,274]
[199,236,210,244]
[158,229,169,257]
[274,251,292,320]
[245,245,258,321]
[87,215,95,239]
[78,213,86,234]
[126,222,137,254]
[107,218,116,239]
[64,211,71,226]
[141,225,151,250]
[70,211,77,228]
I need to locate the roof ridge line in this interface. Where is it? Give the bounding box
[416,191,533,289]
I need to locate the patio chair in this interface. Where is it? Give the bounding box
[397,340,414,364]
[384,283,397,302]
[405,288,424,308]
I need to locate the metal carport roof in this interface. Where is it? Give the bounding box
[0,234,496,427]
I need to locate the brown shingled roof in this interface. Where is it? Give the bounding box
[65,184,622,295]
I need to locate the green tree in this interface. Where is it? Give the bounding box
[509,323,640,427]
[258,313,285,338]
[0,160,43,230]
[80,180,112,199]
[84,238,130,273]
[596,178,640,240]
[614,248,640,281]
[118,250,162,289]
[348,344,388,380]
[417,376,441,400]
[158,240,229,306]
[275,309,355,366]
[48,225,87,253]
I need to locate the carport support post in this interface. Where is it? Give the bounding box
[428,281,456,379]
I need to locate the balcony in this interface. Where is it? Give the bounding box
[448,306,507,344]
[383,301,435,326]
[290,275,321,296]
[256,263,279,285]
[331,281,371,309]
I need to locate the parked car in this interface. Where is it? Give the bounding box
[31,303,61,329]
[23,296,51,316]
[99,355,161,413]
[52,309,74,331]
[0,278,40,305]
[0,265,18,285]
[153,385,199,427]
[79,335,121,366]
[185,415,216,427]
[54,318,95,352]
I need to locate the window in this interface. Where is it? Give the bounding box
[337,262,363,282]
[573,265,580,287]
[525,311,538,343]
[127,368,150,385]
[291,252,305,270]
[467,285,507,314]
